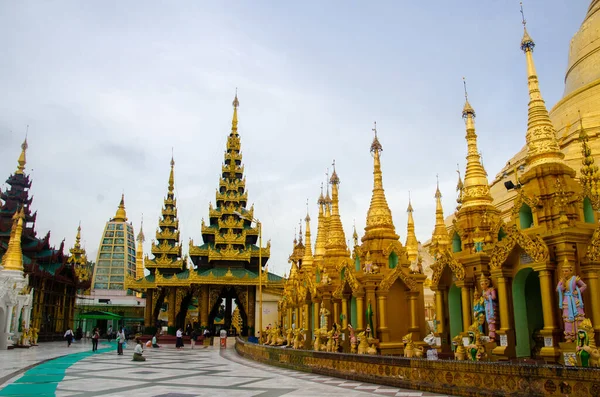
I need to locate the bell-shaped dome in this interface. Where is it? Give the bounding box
[563,0,600,96]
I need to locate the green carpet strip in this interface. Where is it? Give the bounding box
[0,344,112,396]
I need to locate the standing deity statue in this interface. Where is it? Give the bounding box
[557,259,587,342]
[473,289,486,334]
[479,273,498,341]
[319,306,330,329]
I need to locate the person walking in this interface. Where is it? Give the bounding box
[64,328,74,347]
[117,328,125,355]
[91,327,99,352]
[175,328,184,349]
[191,329,198,349]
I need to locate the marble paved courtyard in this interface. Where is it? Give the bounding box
[0,340,451,396]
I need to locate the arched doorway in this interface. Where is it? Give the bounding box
[387,280,409,343]
[512,268,544,357]
[448,284,463,339]
[208,286,248,336]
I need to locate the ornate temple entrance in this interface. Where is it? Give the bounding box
[208,286,249,336]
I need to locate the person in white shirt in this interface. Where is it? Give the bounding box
[64,328,73,347]
[132,338,146,361]
[117,328,126,355]
[175,328,184,349]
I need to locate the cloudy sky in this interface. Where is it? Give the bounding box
[0,1,588,276]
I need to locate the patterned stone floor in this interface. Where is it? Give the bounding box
[0,340,451,396]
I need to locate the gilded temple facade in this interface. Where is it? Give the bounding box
[126,94,284,335]
[280,127,428,355]
[0,140,91,342]
[426,14,600,364]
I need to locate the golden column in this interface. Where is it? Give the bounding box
[144,289,154,326]
[333,301,340,326]
[356,292,365,331]
[491,269,516,358]
[456,281,472,331]
[376,291,389,342]
[341,295,349,329]
[303,302,310,329]
[433,289,445,335]
[537,265,561,362]
[168,288,176,328]
[581,265,600,334]
[199,285,209,327]
[313,299,321,327]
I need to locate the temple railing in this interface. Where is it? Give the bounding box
[234,337,600,397]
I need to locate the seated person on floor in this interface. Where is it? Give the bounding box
[133,338,146,361]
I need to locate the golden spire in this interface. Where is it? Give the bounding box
[432,176,450,248]
[364,122,397,240]
[135,217,145,280]
[303,200,313,260]
[15,136,28,175]
[314,183,327,259]
[0,207,25,271]
[519,3,564,168]
[578,111,600,196]
[137,215,145,243]
[324,160,348,256]
[352,221,359,246]
[168,153,175,193]
[405,192,418,262]
[232,88,239,135]
[460,78,493,208]
[75,222,82,248]
[113,194,127,222]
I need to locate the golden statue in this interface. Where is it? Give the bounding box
[231,307,243,335]
[402,332,424,358]
[452,334,467,361]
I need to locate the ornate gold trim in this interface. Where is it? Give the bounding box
[489,224,549,269]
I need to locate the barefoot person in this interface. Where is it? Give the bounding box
[132,338,146,361]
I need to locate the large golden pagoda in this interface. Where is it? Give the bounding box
[127,93,283,335]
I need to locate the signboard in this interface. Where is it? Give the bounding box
[544,337,553,347]
[426,349,439,360]
[499,334,508,347]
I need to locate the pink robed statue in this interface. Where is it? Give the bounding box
[557,259,587,342]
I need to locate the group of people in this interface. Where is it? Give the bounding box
[63,325,213,362]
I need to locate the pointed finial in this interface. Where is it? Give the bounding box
[171,148,175,166]
[330,160,340,185]
[520,2,535,51]
[305,198,311,222]
[462,77,475,118]
[407,191,414,213]
[233,88,239,108]
[370,121,383,154]
[435,174,442,199]
[15,134,29,175]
